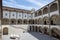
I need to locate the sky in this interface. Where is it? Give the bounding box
[2,0,54,10]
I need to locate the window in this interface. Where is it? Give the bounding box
[13,14,14,16]
[29,15,31,17]
[5,13,7,16]
[25,15,26,17]
[19,15,21,17]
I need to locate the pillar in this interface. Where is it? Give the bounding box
[41,9,44,33]
[34,26,36,32]
[48,5,51,36]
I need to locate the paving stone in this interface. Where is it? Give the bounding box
[3,32,58,40]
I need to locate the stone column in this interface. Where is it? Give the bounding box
[37,27,39,32]
[27,13,28,24]
[16,12,17,25]
[48,5,51,36]
[34,26,36,32]
[41,9,44,33]
[22,12,23,24]
[9,11,11,25]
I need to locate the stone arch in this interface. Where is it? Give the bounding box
[43,7,48,14]
[43,27,49,35]
[38,10,42,16]
[2,19,9,25]
[29,19,34,24]
[35,12,37,17]
[39,26,42,33]
[18,19,22,24]
[34,26,38,32]
[50,14,59,25]
[50,3,57,12]
[3,27,8,35]
[34,19,38,24]
[43,16,49,25]
[10,19,16,24]
[38,18,42,24]
[51,28,60,39]
[23,19,27,24]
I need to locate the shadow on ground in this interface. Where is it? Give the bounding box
[28,32,58,40]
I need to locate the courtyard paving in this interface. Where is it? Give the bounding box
[21,32,58,40]
[3,32,58,40]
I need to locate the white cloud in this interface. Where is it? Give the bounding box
[26,0,45,7]
[3,0,53,10]
[3,0,36,10]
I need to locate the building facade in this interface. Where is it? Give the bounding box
[1,0,60,40]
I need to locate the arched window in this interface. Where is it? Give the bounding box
[43,17,49,25]
[3,27,8,35]
[51,14,59,25]
[43,7,48,14]
[50,3,57,12]
[38,10,42,16]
